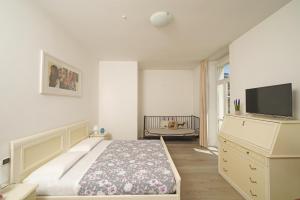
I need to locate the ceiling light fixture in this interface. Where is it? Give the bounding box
[150,11,173,27]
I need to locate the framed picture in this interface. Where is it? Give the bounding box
[40,50,82,97]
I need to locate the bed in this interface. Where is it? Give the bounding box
[10,121,181,200]
[144,116,199,138]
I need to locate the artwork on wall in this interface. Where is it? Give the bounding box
[40,50,81,96]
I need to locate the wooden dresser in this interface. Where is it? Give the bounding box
[218,115,300,200]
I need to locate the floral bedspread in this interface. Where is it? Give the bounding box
[78,140,176,195]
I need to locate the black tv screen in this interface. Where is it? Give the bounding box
[246,83,293,117]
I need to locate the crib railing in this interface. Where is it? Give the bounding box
[144,115,200,137]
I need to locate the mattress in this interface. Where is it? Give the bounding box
[147,128,196,136]
[23,140,176,196]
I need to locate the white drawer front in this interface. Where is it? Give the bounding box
[220,116,244,137]
[221,116,278,150]
[242,119,278,150]
[247,160,266,200]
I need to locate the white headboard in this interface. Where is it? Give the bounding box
[10,121,89,183]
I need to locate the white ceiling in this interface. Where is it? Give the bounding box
[35,0,291,67]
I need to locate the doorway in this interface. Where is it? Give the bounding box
[217,63,230,131]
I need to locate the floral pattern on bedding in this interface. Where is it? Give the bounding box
[78,140,176,195]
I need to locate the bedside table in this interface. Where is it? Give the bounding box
[1,184,37,200]
[89,132,111,140]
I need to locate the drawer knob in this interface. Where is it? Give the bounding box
[223,140,227,143]
[223,149,228,153]
[223,158,228,163]
[250,189,257,197]
[249,164,257,170]
[223,167,228,172]
[249,177,257,184]
[242,121,246,126]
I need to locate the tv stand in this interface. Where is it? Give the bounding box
[219,115,300,200]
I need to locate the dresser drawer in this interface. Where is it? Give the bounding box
[219,136,229,145]
[219,154,230,175]
[247,160,265,183]
[227,149,250,192]
[218,133,267,200]
[242,119,278,150]
[246,179,266,200]
[222,134,266,166]
[236,145,266,165]
[246,160,266,200]
[246,184,265,200]
[220,116,244,137]
[220,116,278,150]
[219,161,230,175]
[218,142,231,177]
[246,149,265,165]
[219,153,230,169]
[247,159,264,172]
[219,141,230,156]
[218,136,230,150]
[246,187,264,200]
[219,142,266,200]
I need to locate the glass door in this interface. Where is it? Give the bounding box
[217,63,230,131]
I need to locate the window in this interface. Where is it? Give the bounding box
[217,62,230,131]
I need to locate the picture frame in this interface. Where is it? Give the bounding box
[39,50,82,97]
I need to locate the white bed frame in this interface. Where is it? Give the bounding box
[10,121,181,200]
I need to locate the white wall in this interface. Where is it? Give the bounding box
[138,67,218,146]
[99,61,138,140]
[0,1,98,184]
[230,0,300,118]
[193,66,200,116]
[142,70,194,116]
[138,69,196,137]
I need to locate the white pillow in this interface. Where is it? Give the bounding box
[69,137,102,152]
[24,151,86,182]
[160,120,169,129]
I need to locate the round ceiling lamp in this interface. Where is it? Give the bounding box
[150,11,173,27]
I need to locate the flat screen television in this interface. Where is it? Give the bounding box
[246,83,293,117]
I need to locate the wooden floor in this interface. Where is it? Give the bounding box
[166,140,244,200]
